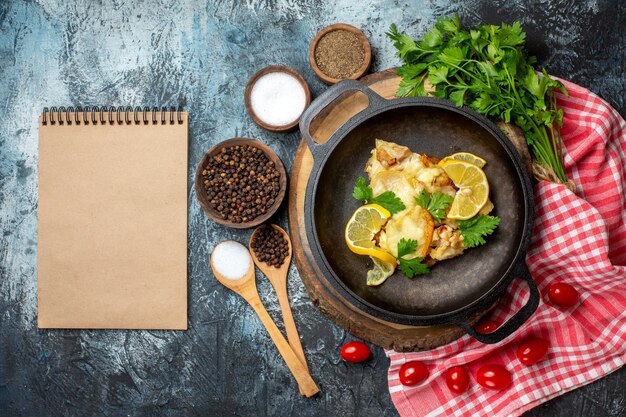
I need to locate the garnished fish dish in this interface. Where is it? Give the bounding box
[345,139,500,286]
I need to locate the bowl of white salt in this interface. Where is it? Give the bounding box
[244,65,311,132]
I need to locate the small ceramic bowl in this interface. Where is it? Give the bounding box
[244,65,311,133]
[195,138,287,229]
[309,23,372,85]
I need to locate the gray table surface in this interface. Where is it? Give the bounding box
[1,1,625,416]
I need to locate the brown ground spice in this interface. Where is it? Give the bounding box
[314,29,365,79]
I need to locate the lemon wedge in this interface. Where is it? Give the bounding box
[366,256,396,286]
[440,160,489,220]
[345,204,396,264]
[439,152,487,168]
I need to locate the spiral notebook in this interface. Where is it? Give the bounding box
[37,107,188,329]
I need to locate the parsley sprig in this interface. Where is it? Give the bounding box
[396,238,430,277]
[353,176,406,215]
[415,190,454,222]
[457,215,501,248]
[387,15,570,185]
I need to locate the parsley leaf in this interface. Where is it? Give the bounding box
[428,66,449,85]
[371,192,406,214]
[440,13,460,33]
[498,21,526,47]
[397,74,427,97]
[457,215,501,248]
[399,257,431,277]
[415,189,430,209]
[422,26,443,48]
[397,238,417,258]
[439,46,465,66]
[352,176,373,201]
[449,87,467,106]
[428,192,454,221]
[396,238,430,278]
[387,24,420,60]
[352,176,406,215]
[415,190,454,222]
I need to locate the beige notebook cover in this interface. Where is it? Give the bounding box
[37,109,188,329]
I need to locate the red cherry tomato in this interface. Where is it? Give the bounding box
[476,365,512,390]
[548,282,579,308]
[475,320,499,334]
[445,366,470,394]
[517,337,550,366]
[340,341,371,363]
[399,361,429,386]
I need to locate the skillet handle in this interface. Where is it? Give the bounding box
[459,261,539,344]
[299,80,386,160]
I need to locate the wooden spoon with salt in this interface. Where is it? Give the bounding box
[249,225,309,396]
[210,240,319,397]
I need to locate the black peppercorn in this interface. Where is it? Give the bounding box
[250,225,290,268]
[201,144,281,223]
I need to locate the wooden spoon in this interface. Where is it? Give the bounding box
[249,225,309,395]
[210,241,319,397]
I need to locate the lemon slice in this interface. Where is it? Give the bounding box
[366,256,396,286]
[439,152,487,168]
[345,204,396,264]
[440,161,489,220]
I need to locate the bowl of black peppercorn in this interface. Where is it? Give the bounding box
[195,138,287,229]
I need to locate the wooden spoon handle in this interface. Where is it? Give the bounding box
[275,285,309,396]
[248,296,319,397]
[275,287,308,369]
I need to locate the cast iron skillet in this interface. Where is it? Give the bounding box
[299,80,539,344]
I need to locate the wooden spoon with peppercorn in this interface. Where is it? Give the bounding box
[249,224,310,395]
[210,240,319,397]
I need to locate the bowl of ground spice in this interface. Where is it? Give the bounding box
[309,23,371,84]
[195,138,287,229]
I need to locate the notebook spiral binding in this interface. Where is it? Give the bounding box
[41,106,184,126]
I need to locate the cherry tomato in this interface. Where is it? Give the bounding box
[476,364,512,390]
[445,366,470,394]
[340,341,371,363]
[398,361,429,386]
[548,282,579,308]
[475,320,499,334]
[517,337,550,366]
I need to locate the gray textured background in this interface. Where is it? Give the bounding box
[1,0,625,416]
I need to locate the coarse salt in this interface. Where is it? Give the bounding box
[211,241,251,280]
[250,72,306,127]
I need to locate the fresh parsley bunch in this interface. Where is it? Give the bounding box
[387,15,569,185]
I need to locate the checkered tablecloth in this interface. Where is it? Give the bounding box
[386,79,626,417]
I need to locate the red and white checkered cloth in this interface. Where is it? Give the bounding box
[386,79,626,417]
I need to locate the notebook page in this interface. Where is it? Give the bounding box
[37,111,188,329]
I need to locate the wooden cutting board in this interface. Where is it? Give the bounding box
[288,69,529,351]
